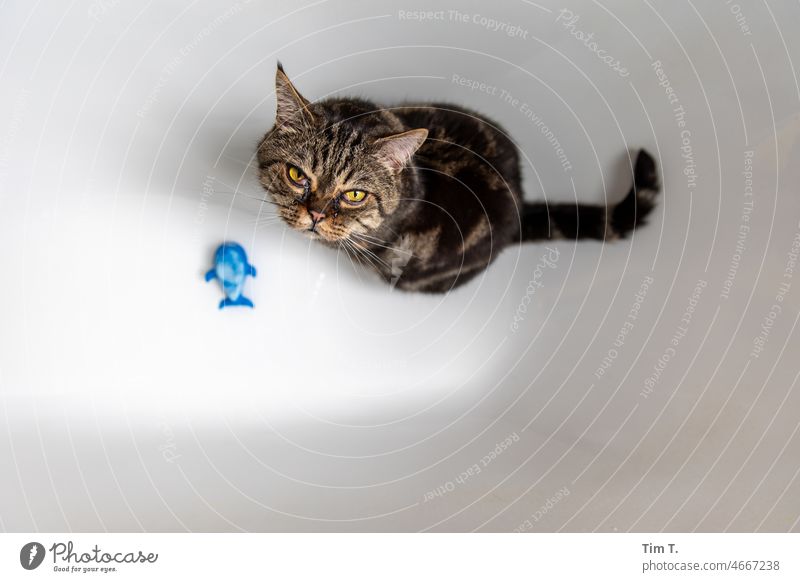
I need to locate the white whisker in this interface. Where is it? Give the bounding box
[350,232,413,257]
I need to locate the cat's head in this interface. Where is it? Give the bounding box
[257,64,427,243]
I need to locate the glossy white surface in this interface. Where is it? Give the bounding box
[0,0,799,531]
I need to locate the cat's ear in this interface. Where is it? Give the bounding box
[274,62,314,131]
[373,129,428,173]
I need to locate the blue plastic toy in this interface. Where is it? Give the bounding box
[205,242,256,309]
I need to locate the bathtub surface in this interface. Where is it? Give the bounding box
[0,0,799,531]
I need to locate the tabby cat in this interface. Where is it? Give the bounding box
[257,64,659,293]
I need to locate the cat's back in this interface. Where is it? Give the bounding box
[394,102,521,193]
[391,103,524,259]
[318,98,520,185]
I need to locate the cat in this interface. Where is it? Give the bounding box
[257,64,659,293]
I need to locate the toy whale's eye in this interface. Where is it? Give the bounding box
[287,165,308,187]
[341,190,368,205]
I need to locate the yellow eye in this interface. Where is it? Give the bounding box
[342,190,368,204]
[287,165,308,186]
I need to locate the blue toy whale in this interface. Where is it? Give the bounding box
[205,242,257,309]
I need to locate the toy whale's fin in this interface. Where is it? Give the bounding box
[204,269,216,282]
[219,295,255,309]
[246,264,257,277]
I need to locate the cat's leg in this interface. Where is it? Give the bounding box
[519,150,659,242]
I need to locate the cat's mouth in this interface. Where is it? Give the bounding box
[295,210,342,242]
[275,199,343,243]
[298,221,339,243]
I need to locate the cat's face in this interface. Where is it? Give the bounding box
[257,65,427,244]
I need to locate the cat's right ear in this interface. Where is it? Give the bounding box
[274,62,314,132]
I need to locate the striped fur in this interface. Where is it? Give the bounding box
[257,65,660,293]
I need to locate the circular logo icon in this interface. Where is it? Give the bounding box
[20,542,45,570]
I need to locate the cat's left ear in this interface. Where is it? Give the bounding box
[373,129,428,173]
[274,62,314,132]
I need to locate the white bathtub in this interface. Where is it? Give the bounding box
[1,0,799,532]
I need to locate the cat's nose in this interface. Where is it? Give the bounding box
[309,210,326,223]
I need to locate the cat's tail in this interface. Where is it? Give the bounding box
[519,150,659,242]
